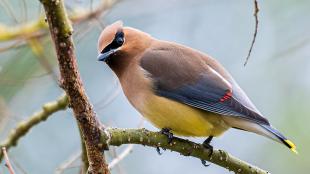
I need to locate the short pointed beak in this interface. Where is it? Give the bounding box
[97,49,117,62]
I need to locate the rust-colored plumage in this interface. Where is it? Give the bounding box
[97,21,297,153]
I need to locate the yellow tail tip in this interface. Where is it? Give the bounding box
[284,140,298,154]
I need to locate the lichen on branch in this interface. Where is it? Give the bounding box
[39,0,110,173]
[101,128,270,174]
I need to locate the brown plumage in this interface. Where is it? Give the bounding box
[97,21,297,153]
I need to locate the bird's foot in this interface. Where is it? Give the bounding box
[201,160,210,167]
[156,146,166,155]
[156,147,162,155]
[160,128,174,144]
[156,146,167,155]
[200,136,214,167]
[203,136,214,157]
[155,128,173,155]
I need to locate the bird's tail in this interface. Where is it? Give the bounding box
[259,124,297,154]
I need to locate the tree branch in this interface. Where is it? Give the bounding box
[244,0,259,66]
[39,0,110,173]
[0,0,118,42]
[79,126,89,173]
[0,94,68,161]
[101,128,269,174]
[2,147,16,174]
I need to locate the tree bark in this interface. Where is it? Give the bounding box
[101,128,270,174]
[39,0,110,173]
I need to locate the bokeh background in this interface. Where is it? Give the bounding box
[0,0,309,173]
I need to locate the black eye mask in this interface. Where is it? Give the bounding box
[101,31,125,54]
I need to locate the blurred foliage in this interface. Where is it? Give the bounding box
[0,37,56,101]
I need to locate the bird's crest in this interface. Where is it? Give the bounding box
[98,21,123,53]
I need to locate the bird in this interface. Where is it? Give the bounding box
[97,21,297,154]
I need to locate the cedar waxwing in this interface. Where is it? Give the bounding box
[97,21,297,154]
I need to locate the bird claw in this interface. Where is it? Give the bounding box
[203,136,214,157]
[161,128,174,144]
[156,147,163,155]
[201,160,210,167]
[156,128,173,155]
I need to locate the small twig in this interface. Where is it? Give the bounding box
[108,144,134,170]
[108,147,124,174]
[0,0,19,23]
[55,151,82,174]
[0,94,68,161]
[272,36,310,59]
[70,0,119,24]
[108,119,144,171]
[95,79,121,111]
[10,156,28,174]
[244,0,259,66]
[21,0,28,22]
[2,147,16,174]
[0,0,118,42]
[28,38,58,81]
[0,40,25,53]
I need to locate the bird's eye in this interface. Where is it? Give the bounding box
[111,31,124,48]
[115,36,124,46]
[101,31,124,54]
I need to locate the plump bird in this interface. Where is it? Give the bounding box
[97,21,297,153]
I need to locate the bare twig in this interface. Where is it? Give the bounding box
[108,147,124,174]
[272,37,310,59]
[2,147,16,174]
[0,0,19,23]
[28,38,58,81]
[56,119,144,174]
[0,41,25,53]
[108,145,134,170]
[10,156,28,174]
[95,79,121,111]
[244,0,259,66]
[0,0,118,42]
[21,0,28,22]
[70,0,119,24]
[0,94,68,161]
[55,151,82,174]
[108,119,144,171]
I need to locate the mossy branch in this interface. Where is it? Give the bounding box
[101,128,270,174]
[39,0,110,173]
[0,94,68,161]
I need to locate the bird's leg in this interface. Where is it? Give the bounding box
[160,128,174,144]
[156,147,162,155]
[155,128,173,155]
[202,136,214,156]
[201,136,214,167]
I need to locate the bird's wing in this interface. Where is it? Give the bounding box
[140,42,269,125]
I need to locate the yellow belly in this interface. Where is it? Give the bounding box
[141,94,230,137]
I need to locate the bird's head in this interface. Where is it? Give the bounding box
[97,21,152,64]
[97,21,125,63]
